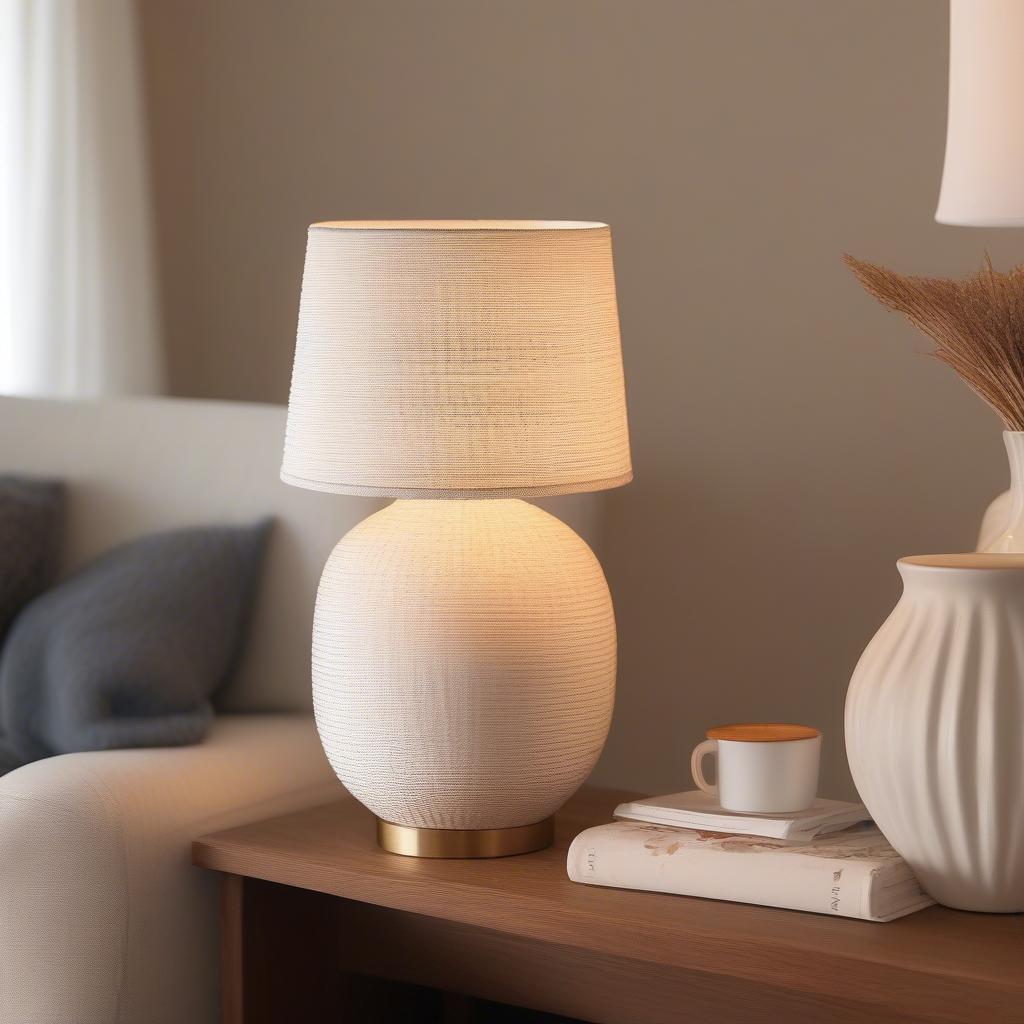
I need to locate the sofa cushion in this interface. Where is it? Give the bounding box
[0,476,63,645]
[0,520,271,768]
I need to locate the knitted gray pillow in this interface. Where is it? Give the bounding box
[0,520,271,771]
[0,476,63,645]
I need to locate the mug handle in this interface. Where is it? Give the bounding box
[690,739,718,797]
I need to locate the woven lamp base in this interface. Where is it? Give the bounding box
[377,817,555,859]
[311,499,617,857]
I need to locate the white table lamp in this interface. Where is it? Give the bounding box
[281,220,631,857]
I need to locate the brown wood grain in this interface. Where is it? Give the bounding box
[327,898,941,1024]
[195,787,1024,1024]
[220,874,244,1024]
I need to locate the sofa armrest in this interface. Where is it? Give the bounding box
[0,714,339,1024]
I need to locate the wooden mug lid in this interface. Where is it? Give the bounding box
[706,723,820,743]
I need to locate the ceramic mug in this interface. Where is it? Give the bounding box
[690,723,821,814]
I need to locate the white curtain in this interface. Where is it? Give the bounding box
[0,0,163,397]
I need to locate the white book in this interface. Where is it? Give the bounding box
[567,820,935,922]
[614,790,870,841]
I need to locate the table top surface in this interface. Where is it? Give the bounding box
[194,786,1024,1021]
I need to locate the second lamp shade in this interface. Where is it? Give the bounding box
[935,0,1024,226]
[281,220,631,498]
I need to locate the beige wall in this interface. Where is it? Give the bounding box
[138,0,1022,799]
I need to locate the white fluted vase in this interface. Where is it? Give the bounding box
[978,432,1024,552]
[846,554,1024,911]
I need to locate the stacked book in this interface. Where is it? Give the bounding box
[567,791,934,922]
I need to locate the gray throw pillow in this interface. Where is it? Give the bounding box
[0,476,63,645]
[0,520,272,770]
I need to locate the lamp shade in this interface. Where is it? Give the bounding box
[935,0,1024,226]
[281,220,631,498]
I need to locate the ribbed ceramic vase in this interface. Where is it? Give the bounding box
[846,554,1024,911]
[979,432,1024,552]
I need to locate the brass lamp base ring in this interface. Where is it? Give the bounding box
[377,816,554,858]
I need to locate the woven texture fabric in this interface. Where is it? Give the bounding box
[312,499,616,829]
[282,221,631,498]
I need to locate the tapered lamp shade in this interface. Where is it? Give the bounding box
[936,0,1024,226]
[281,221,631,498]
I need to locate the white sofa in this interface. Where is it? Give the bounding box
[0,395,604,1023]
[0,396,371,1024]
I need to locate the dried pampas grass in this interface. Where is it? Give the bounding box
[845,254,1024,430]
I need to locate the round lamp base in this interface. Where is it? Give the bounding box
[377,816,554,859]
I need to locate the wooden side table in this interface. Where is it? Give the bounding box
[193,787,1024,1024]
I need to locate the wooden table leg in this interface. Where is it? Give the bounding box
[220,876,532,1023]
[220,874,246,1024]
[220,875,378,1023]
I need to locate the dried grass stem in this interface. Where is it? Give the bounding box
[845,254,1024,431]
